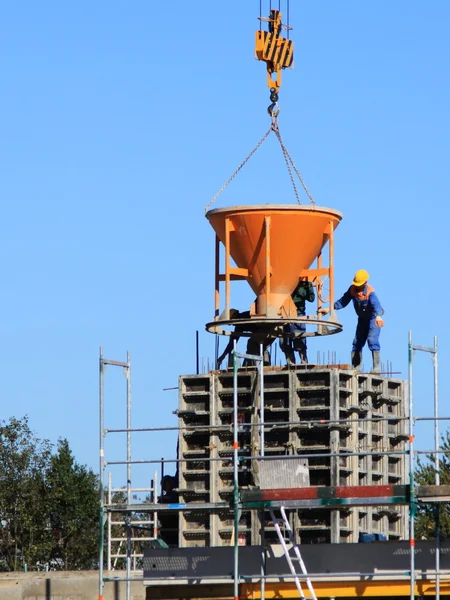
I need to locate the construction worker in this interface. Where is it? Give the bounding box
[243,332,273,367]
[217,309,273,368]
[280,280,315,365]
[217,309,250,369]
[158,475,179,546]
[159,475,179,504]
[334,269,384,373]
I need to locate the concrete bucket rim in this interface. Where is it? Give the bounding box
[205,204,343,219]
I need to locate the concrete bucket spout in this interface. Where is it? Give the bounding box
[206,205,342,321]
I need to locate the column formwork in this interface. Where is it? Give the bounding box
[177,366,408,548]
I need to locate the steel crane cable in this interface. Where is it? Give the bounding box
[205,115,315,213]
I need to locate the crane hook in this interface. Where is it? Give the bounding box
[267,88,280,117]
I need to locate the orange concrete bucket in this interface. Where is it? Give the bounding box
[206,204,342,319]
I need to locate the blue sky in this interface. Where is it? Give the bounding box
[0,2,449,489]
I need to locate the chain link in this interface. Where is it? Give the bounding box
[272,118,316,205]
[205,115,315,212]
[271,118,301,204]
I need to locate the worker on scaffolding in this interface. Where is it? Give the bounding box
[334,269,384,373]
[159,475,179,504]
[216,309,250,369]
[280,279,315,365]
[158,475,179,547]
[244,333,273,367]
[217,309,272,369]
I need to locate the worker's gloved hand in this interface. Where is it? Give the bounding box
[375,316,384,328]
[318,307,330,314]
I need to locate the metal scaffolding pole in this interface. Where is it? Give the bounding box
[232,345,265,600]
[259,343,265,456]
[99,348,105,600]
[259,343,265,600]
[408,332,439,600]
[433,336,440,600]
[107,472,112,571]
[99,349,133,600]
[126,351,132,600]
[407,332,415,600]
[232,341,239,600]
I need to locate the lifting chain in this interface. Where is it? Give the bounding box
[204,125,273,214]
[205,110,316,213]
[271,115,316,205]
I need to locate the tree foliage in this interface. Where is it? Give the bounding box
[46,439,99,569]
[0,416,99,571]
[415,431,450,540]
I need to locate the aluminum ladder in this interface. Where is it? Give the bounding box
[269,506,317,600]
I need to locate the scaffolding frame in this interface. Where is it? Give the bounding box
[408,332,439,600]
[99,333,448,600]
[106,472,158,571]
[99,348,159,600]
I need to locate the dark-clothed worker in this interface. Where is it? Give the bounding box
[280,280,315,365]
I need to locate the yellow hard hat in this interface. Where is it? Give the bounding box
[352,269,369,287]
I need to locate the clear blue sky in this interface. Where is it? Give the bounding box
[0,2,449,488]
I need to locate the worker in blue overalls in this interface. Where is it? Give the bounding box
[334,269,384,373]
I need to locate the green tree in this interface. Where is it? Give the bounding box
[46,439,99,570]
[415,431,450,540]
[0,416,52,570]
[0,417,100,571]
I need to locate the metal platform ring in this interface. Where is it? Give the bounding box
[205,317,343,338]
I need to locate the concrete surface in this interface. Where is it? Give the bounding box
[0,571,145,600]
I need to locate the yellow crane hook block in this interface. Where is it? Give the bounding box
[255,9,294,92]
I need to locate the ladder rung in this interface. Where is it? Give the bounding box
[111,537,156,542]
[274,518,290,524]
[111,520,155,525]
